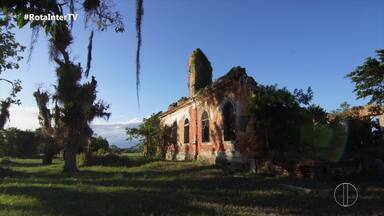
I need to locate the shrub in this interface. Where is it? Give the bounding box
[78,152,131,166]
[90,136,109,152]
[0,128,40,157]
[95,153,130,166]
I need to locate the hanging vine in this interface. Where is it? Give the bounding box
[136,0,144,110]
[85,31,94,77]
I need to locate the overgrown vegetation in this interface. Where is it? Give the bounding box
[126,113,172,159]
[329,102,383,159]
[250,85,383,162]
[250,85,328,160]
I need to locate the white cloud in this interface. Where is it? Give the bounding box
[4,105,141,148]
[5,105,39,130]
[91,117,143,125]
[91,119,142,148]
[126,117,143,125]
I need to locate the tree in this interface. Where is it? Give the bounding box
[126,112,170,159]
[33,89,56,164]
[1,0,145,172]
[33,70,110,171]
[0,0,144,107]
[1,1,133,172]
[0,16,25,129]
[250,85,324,160]
[346,49,384,112]
[89,135,109,153]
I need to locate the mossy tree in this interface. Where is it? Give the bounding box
[0,0,143,172]
[33,89,56,164]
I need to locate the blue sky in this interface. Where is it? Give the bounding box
[1,0,383,143]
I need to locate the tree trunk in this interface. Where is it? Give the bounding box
[83,138,93,166]
[42,153,53,165]
[63,141,78,173]
[42,138,55,165]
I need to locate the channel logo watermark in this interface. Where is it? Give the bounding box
[334,182,358,207]
[24,14,78,21]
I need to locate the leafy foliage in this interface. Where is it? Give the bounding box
[0,16,24,129]
[126,112,171,159]
[346,50,384,107]
[251,84,384,161]
[0,16,25,73]
[89,135,109,152]
[250,84,327,160]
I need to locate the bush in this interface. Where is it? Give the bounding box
[90,136,109,152]
[95,153,130,166]
[78,152,131,166]
[0,128,40,157]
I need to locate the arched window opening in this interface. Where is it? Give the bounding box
[223,102,236,141]
[184,118,189,144]
[171,122,178,145]
[201,111,210,143]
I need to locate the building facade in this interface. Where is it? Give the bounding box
[159,49,264,162]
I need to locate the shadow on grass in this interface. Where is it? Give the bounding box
[1,176,384,215]
[1,159,384,215]
[0,185,214,216]
[3,161,44,168]
[0,167,28,178]
[80,156,155,168]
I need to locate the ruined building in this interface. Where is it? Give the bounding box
[160,49,263,162]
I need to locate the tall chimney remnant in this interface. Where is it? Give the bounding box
[188,49,212,97]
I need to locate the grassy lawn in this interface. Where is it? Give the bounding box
[0,155,383,216]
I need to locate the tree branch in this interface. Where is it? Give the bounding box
[0,78,14,87]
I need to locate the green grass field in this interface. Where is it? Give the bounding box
[0,154,383,216]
